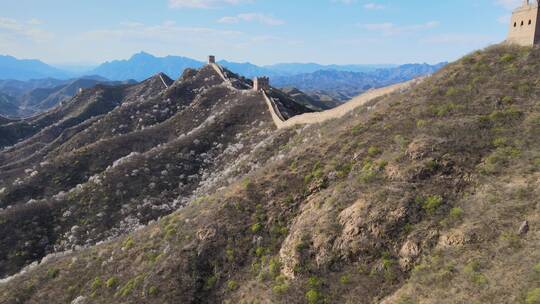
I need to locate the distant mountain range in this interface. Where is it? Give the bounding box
[0,55,71,81]
[273,63,447,101]
[0,77,134,117]
[0,52,439,81]
[0,52,445,116]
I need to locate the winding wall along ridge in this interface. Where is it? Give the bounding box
[263,78,424,129]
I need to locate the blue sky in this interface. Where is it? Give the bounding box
[0,0,522,66]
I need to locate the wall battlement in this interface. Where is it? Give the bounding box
[507,0,540,46]
[253,77,270,91]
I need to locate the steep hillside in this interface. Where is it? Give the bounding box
[0,93,21,117]
[0,64,313,280]
[1,45,539,304]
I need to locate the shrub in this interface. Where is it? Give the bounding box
[306,289,323,304]
[335,162,353,178]
[416,119,429,128]
[339,274,351,285]
[204,275,218,290]
[526,288,540,304]
[488,107,523,125]
[106,277,118,288]
[227,280,239,291]
[116,276,144,297]
[148,286,158,296]
[250,223,262,233]
[431,102,460,117]
[367,146,382,157]
[304,161,324,184]
[272,275,289,294]
[358,160,387,183]
[420,195,443,214]
[534,262,540,274]
[122,237,134,249]
[445,87,459,97]
[502,96,513,104]
[307,276,322,289]
[91,277,103,290]
[464,261,488,285]
[500,54,514,63]
[268,257,281,278]
[449,207,464,220]
[47,268,60,279]
[482,147,522,173]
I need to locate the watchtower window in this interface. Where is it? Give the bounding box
[521,21,524,26]
[529,20,532,25]
[514,22,517,27]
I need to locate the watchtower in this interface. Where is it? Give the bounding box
[208,55,216,64]
[253,77,270,91]
[507,0,540,46]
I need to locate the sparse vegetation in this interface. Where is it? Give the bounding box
[0,45,538,304]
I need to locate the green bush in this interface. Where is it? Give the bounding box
[47,268,60,279]
[272,275,289,294]
[306,289,323,304]
[122,237,134,249]
[358,160,387,183]
[500,54,515,63]
[464,261,488,285]
[148,286,159,296]
[445,87,459,97]
[106,277,118,288]
[227,280,239,291]
[535,262,540,273]
[419,195,443,214]
[502,96,513,104]
[91,277,103,290]
[116,276,144,297]
[416,119,429,128]
[449,207,464,219]
[367,146,382,157]
[204,275,218,290]
[339,274,351,285]
[250,223,262,233]
[526,288,540,304]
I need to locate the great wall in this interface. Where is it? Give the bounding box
[262,78,423,129]
[206,55,424,130]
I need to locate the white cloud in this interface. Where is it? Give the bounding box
[361,21,439,36]
[421,33,497,45]
[218,13,284,25]
[331,0,357,4]
[364,3,385,10]
[0,17,53,43]
[168,0,251,9]
[495,0,521,10]
[497,14,511,24]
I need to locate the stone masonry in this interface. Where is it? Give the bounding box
[253,77,270,91]
[507,0,540,46]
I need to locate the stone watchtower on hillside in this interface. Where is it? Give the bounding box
[253,77,270,91]
[208,55,216,64]
[507,0,540,46]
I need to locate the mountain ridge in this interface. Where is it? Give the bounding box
[0,44,537,304]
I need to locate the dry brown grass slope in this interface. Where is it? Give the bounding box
[0,45,540,304]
